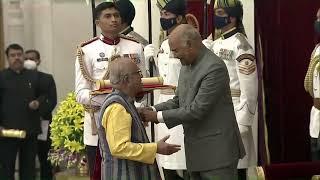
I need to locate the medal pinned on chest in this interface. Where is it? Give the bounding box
[123,54,140,64]
[218,48,234,61]
[97,52,108,62]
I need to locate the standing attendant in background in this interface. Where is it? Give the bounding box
[115,0,149,46]
[305,7,320,161]
[24,49,57,180]
[203,0,258,179]
[0,44,47,180]
[75,2,147,177]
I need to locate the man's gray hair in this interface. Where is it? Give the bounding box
[109,56,127,85]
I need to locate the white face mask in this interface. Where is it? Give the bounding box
[24,59,37,70]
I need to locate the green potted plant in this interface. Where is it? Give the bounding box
[48,92,87,173]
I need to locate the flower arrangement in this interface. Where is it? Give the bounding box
[48,92,86,169]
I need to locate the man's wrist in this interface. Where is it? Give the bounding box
[157,111,164,123]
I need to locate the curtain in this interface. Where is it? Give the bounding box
[255,0,320,163]
[187,0,214,38]
[0,1,4,69]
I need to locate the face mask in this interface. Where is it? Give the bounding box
[214,16,230,29]
[24,59,37,70]
[315,20,320,34]
[160,17,177,31]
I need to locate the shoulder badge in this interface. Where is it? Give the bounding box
[236,54,256,75]
[79,37,99,47]
[235,33,252,51]
[119,34,139,44]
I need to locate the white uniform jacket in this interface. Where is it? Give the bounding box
[204,29,258,168]
[307,44,320,138]
[75,34,146,146]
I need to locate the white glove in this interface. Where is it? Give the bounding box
[202,39,214,50]
[144,44,157,62]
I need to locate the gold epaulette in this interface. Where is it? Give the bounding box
[80,37,99,47]
[76,47,95,83]
[119,34,139,44]
[76,37,110,84]
[76,46,110,83]
[304,55,320,97]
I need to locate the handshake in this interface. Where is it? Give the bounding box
[138,107,181,155]
[137,107,159,124]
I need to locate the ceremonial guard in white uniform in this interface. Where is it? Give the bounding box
[74,2,146,177]
[115,0,149,46]
[203,0,258,179]
[76,33,146,144]
[144,0,188,179]
[305,7,320,161]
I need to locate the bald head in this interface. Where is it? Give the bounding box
[168,24,203,65]
[170,24,202,47]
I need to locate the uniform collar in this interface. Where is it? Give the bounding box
[221,27,238,39]
[99,34,120,45]
[119,26,134,35]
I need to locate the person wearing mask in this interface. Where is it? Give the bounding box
[304,7,320,161]
[115,0,149,46]
[202,0,258,179]
[24,49,57,180]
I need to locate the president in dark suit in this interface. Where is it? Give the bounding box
[142,24,245,180]
[25,49,57,180]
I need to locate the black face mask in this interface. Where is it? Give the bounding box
[160,17,177,31]
[315,20,320,34]
[214,15,230,29]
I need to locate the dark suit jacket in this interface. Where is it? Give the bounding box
[38,71,57,121]
[0,69,46,135]
[154,46,245,172]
